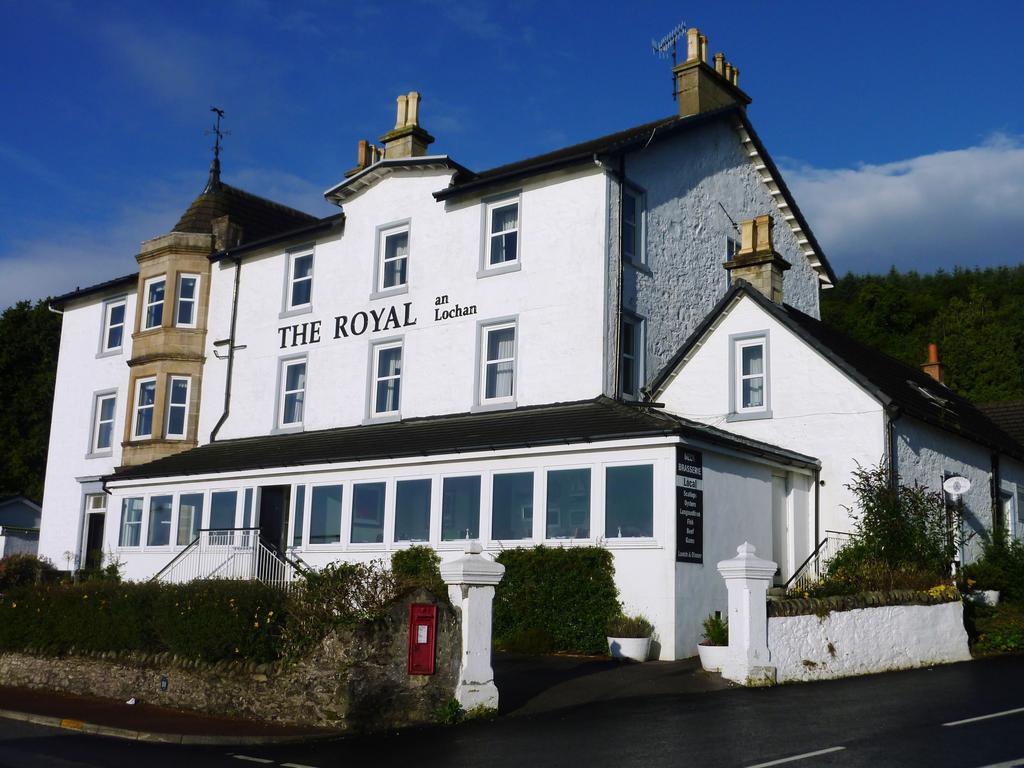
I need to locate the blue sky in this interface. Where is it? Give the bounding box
[2,0,1023,308]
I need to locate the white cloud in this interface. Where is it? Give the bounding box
[783,135,1024,275]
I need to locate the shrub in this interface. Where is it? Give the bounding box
[391,546,445,598]
[962,532,1024,604]
[606,614,653,639]
[280,560,398,660]
[701,614,728,646]
[493,546,620,655]
[0,554,58,590]
[972,603,1024,656]
[152,580,287,663]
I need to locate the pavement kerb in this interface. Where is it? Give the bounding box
[0,707,344,746]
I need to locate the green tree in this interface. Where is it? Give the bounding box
[0,300,62,501]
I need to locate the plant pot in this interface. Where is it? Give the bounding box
[967,589,1000,607]
[607,636,651,662]
[697,643,730,672]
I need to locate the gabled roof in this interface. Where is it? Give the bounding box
[650,282,1024,460]
[978,401,1024,449]
[174,181,318,243]
[107,396,817,483]
[324,156,471,206]
[50,272,139,309]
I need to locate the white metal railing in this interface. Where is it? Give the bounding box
[784,530,854,592]
[152,528,302,589]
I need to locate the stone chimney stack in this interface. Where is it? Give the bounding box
[345,138,384,178]
[921,343,946,384]
[724,214,791,304]
[379,90,435,159]
[672,27,751,118]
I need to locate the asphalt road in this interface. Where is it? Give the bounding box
[1,656,1023,768]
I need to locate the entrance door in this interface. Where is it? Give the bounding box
[84,513,105,569]
[771,474,789,584]
[257,486,290,553]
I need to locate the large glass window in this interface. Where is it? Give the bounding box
[491,472,533,540]
[310,485,343,545]
[546,468,591,539]
[395,479,431,542]
[482,323,516,402]
[442,476,481,541]
[737,339,766,411]
[102,299,126,352]
[92,393,116,453]
[605,465,654,538]
[143,277,165,329]
[210,490,237,533]
[119,497,143,547]
[279,360,306,427]
[373,343,402,416]
[133,378,156,439]
[379,227,409,290]
[352,482,386,543]
[486,200,519,267]
[288,251,314,310]
[292,485,306,547]
[177,493,203,545]
[175,274,199,327]
[147,495,172,546]
[166,376,190,439]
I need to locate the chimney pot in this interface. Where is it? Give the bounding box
[407,91,421,126]
[928,343,939,364]
[731,66,739,86]
[686,28,701,62]
[922,343,946,384]
[699,34,708,63]
[714,52,725,74]
[394,94,409,129]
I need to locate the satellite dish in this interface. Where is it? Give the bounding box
[943,476,971,496]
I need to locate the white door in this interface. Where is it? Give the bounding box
[771,474,789,584]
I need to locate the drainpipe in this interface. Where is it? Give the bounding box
[885,405,902,490]
[991,452,1002,535]
[47,303,64,316]
[210,256,242,442]
[813,468,820,550]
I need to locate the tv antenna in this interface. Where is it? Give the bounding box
[652,21,687,66]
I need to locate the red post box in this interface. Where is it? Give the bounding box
[407,603,437,675]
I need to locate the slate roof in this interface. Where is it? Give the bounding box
[50,272,139,309]
[651,282,1024,460]
[173,181,318,244]
[107,396,817,483]
[978,401,1024,448]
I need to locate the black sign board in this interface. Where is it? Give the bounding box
[676,446,703,564]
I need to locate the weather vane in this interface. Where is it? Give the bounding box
[203,107,230,190]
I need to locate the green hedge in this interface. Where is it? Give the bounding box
[493,546,620,655]
[0,580,288,663]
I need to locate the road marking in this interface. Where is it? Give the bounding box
[943,706,1024,727]
[971,760,1024,768]
[58,718,84,731]
[281,763,320,768]
[744,746,846,768]
[231,757,274,765]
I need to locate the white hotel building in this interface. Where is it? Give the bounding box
[39,32,1024,658]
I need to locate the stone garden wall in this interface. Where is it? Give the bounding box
[0,588,459,731]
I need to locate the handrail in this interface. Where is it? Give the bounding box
[783,530,854,591]
[150,535,201,582]
[783,537,829,591]
[151,528,301,589]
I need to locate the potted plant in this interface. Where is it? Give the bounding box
[697,613,729,672]
[606,613,653,661]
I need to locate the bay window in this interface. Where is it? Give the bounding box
[132,377,156,439]
[143,277,165,330]
[175,274,199,328]
[165,376,190,439]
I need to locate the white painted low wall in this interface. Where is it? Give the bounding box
[768,601,971,683]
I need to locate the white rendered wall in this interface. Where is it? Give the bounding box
[1000,456,1024,541]
[622,120,823,387]
[659,295,885,538]
[39,291,135,567]
[200,167,608,440]
[895,417,995,563]
[768,601,971,683]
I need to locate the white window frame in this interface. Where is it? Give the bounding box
[100,298,127,354]
[728,331,771,421]
[370,340,403,418]
[620,313,644,400]
[276,356,307,430]
[483,196,521,272]
[131,377,157,439]
[118,497,144,548]
[477,319,518,408]
[284,248,315,314]
[376,223,411,295]
[90,391,117,455]
[142,276,166,330]
[174,273,200,329]
[622,185,646,266]
[165,375,191,440]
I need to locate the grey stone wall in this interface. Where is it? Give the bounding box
[0,588,459,731]
[618,119,822,389]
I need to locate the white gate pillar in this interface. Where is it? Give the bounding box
[717,542,777,687]
[440,541,505,710]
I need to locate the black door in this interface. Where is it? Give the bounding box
[84,513,105,569]
[258,486,290,552]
